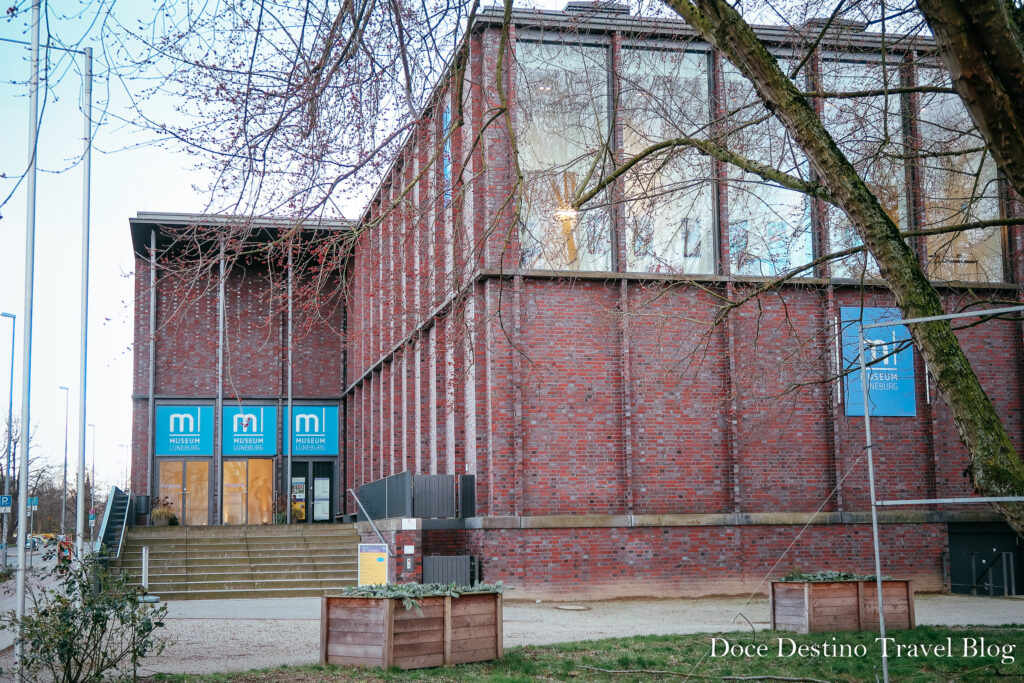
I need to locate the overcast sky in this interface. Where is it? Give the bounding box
[0,4,210,493]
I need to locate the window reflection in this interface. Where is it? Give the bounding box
[517,40,611,271]
[821,59,906,279]
[723,61,813,277]
[918,67,1003,282]
[620,48,714,273]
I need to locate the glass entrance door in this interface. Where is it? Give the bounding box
[222,459,273,525]
[291,461,334,523]
[157,460,210,526]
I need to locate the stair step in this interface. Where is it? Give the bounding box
[146,586,355,600]
[116,523,362,600]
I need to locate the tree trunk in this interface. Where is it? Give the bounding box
[662,0,1024,534]
[917,0,1024,198]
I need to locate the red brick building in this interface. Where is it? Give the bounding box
[130,214,349,528]
[132,5,1024,598]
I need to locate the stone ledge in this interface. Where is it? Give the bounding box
[358,509,1004,533]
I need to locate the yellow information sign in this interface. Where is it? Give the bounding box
[358,543,389,586]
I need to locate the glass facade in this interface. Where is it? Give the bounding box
[821,58,907,279]
[724,59,813,277]
[514,41,1005,283]
[918,68,1003,282]
[621,48,715,273]
[516,40,612,271]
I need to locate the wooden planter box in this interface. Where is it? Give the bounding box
[320,592,503,670]
[770,580,915,633]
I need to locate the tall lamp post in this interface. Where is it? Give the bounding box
[58,385,69,536]
[88,423,95,542]
[1,312,14,569]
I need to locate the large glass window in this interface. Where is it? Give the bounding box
[821,58,907,279]
[516,40,611,271]
[917,67,1003,282]
[723,61,813,277]
[620,48,714,273]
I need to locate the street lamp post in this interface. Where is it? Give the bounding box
[88,423,95,542]
[59,386,69,536]
[1,312,14,568]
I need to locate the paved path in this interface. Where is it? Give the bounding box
[139,592,1024,676]
[0,591,1019,677]
[0,551,58,653]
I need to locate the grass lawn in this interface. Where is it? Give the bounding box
[153,625,1024,682]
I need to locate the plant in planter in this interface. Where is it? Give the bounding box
[771,568,915,633]
[149,505,178,528]
[321,583,510,670]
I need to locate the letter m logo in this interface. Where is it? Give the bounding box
[169,413,195,434]
[234,412,259,433]
[294,413,320,434]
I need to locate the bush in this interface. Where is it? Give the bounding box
[0,556,167,681]
[149,506,177,524]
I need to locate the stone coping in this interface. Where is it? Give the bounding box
[356,509,1002,534]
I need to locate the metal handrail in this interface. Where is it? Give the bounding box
[348,488,393,557]
[93,485,119,554]
[115,488,131,560]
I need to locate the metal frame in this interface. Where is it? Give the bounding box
[857,304,1024,683]
[348,487,394,556]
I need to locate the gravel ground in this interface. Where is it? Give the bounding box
[0,592,1019,678]
[133,593,1024,677]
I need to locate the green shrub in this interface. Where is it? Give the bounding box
[0,556,167,681]
[335,582,511,612]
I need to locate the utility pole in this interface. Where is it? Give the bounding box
[88,423,95,542]
[76,46,92,561]
[59,385,69,536]
[1,312,14,569]
[16,3,41,674]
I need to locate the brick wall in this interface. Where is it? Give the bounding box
[423,523,947,599]
[131,247,344,508]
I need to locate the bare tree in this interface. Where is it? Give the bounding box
[84,0,1024,531]
[656,0,1023,532]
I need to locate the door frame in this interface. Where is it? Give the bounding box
[222,457,276,525]
[290,457,338,523]
[155,457,213,526]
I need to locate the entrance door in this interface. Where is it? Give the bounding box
[312,461,333,522]
[157,460,210,526]
[291,461,334,523]
[223,459,273,525]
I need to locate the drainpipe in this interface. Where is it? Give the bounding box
[286,239,293,524]
[217,240,225,524]
[340,269,348,518]
[147,229,156,513]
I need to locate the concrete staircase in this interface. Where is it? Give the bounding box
[111,524,360,600]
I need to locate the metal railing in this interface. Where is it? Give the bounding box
[115,488,131,560]
[93,486,131,559]
[348,488,393,556]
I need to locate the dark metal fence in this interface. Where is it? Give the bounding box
[357,472,466,521]
[423,555,481,586]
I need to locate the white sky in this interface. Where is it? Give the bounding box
[0,5,211,493]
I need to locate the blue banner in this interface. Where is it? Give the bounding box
[222,404,278,456]
[842,307,916,417]
[284,405,339,455]
[155,405,214,455]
